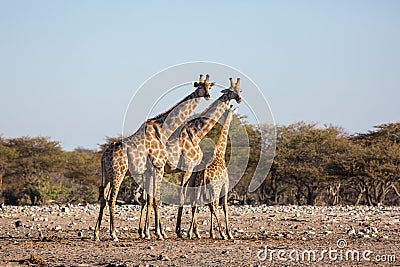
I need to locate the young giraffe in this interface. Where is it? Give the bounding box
[161,77,242,238]
[187,105,237,240]
[94,74,215,241]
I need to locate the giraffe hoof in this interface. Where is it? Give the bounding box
[112,237,119,242]
[162,233,168,239]
[176,232,183,239]
[139,229,146,239]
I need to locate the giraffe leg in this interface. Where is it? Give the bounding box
[193,210,201,239]
[138,174,148,239]
[159,216,168,239]
[191,200,201,239]
[94,191,107,241]
[193,179,203,239]
[208,202,215,239]
[222,182,233,239]
[143,167,154,240]
[210,199,227,240]
[144,196,153,239]
[153,167,166,240]
[138,196,147,239]
[108,191,119,242]
[107,171,125,242]
[187,179,200,239]
[187,206,198,239]
[176,166,195,238]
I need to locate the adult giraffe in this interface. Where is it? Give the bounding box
[94,75,215,241]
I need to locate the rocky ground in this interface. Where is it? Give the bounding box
[0,204,399,266]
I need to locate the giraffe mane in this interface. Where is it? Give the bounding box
[149,91,197,121]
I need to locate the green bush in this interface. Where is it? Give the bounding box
[21,176,68,205]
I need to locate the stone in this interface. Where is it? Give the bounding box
[157,255,170,261]
[61,207,69,213]
[78,231,84,237]
[347,227,356,235]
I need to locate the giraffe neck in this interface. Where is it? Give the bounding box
[215,110,233,158]
[190,97,230,144]
[151,91,202,140]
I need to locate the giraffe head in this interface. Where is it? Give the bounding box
[192,74,215,100]
[220,77,242,104]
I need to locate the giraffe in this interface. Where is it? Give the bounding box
[94,74,215,241]
[187,105,237,240]
[158,77,242,238]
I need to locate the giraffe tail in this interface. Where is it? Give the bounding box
[98,158,106,202]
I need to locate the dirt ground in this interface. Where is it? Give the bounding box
[0,204,399,266]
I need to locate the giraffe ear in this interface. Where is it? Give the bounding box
[192,82,199,87]
[220,89,230,94]
[233,107,239,114]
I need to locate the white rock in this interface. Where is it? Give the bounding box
[347,227,356,235]
[157,254,170,261]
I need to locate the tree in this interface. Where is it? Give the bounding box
[349,123,400,206]
[0,136,18,203]
[2,136,66,205]
[265,123,349,205]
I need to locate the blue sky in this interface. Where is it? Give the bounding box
[1,1,399,150]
